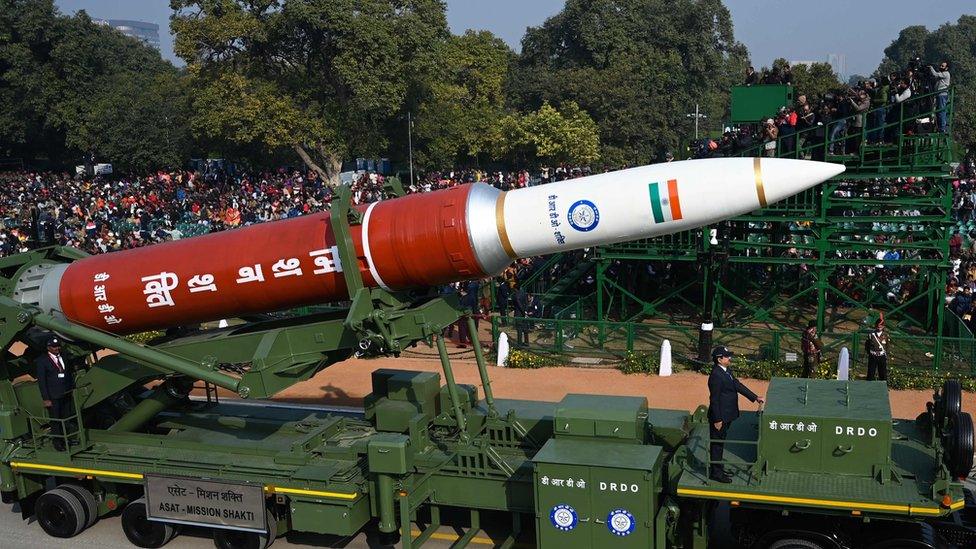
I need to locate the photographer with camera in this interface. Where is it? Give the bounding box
[929,60,951,133]
[849,89,870,155]
[828,88,857,155]
[867,79,888,145]
[885,77,912,144]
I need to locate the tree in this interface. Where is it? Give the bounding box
[791,63,843,101]
[509,0,748,167]
[0,0,186,168]
[497,101,600,166]
[412,30,514,169]
[171,0,449,185]
[876,26,930,78]
[72,72,192,172]
[762,58,843,102]
[876,16,976,150]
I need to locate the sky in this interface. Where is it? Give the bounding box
[54,0,974,78]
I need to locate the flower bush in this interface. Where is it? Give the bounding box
[125,331,163,345]
[617,351,659,374]
[726,357,976,391]
[505,349,561,369]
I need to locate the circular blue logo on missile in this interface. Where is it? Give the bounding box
[607,508,635,536]
[550,504,578,531]
[567,200,600,232]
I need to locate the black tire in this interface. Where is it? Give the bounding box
[377,529,401,546]
[60,483,98,529]
[35,487,85,538]
[768,539,827,549]
[213,508,276,549]
[121,497,177,548]
[942,380,963,422]
[946,412,975,479]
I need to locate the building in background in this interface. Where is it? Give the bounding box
[827,53,848,81]
[94,19,160,51]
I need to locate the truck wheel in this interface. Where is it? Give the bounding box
[946,412,975,479]
[768,539,826,549]
[213,509,276,549]
[377,530,401,546]
[122,497,178,547]
[35,488,86,538]
[936,379,962,428]
[60,483,99,528]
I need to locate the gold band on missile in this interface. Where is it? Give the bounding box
[495,192,517,259]
[754,157,767,208]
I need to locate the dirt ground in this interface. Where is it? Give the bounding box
[11,338,943,417]
[242,350,940,419]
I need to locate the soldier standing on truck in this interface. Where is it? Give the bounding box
[866,317,889,381]
[708,346,764,483]
[34,336,74,451]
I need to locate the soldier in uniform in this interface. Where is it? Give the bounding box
[708,346,764,483]
[865,318,889,381]
[801,320,823,378]
[35,336,74,450]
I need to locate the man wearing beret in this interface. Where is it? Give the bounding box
[35,336,74,451]
[708,346,764,483]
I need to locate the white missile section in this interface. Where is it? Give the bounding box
[485,157,844,260]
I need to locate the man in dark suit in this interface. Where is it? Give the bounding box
[708,346,764,482]
[35,336,74,451]
[512,284,537,346]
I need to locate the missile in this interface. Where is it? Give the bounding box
[13,157,844,334]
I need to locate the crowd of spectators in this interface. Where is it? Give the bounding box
[0,168,335,257]
[694,59,950,160]
[0,163,593,348]
[0,163,596,259]
[947,157,976,331]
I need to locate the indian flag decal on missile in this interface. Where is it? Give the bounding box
[648,179,683,223]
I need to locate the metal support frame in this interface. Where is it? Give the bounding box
[571,88,959,370]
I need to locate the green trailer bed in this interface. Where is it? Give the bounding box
[675,411,965,518]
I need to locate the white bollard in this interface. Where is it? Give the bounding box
[837,347,850,380]
[658,339,673,376]
[497,332,510,367]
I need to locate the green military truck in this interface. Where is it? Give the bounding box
[0,189,972,547]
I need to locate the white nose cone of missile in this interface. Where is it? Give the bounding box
[466,157,844,272]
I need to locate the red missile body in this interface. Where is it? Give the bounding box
[54,185,486,334]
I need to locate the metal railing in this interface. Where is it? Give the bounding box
[734,88,954,174]
[706,436,760,483]
[491,315,976,374]
[24,391,86,452]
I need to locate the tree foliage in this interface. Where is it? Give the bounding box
[171,0,449,184]
[876,16,976,150]
[413,30,514,169]
[497,101,600,166]
[508,0,748,166]
[0,0,188,169]
[774,59,843,102]
[792,63,843,101]
[73,72,192,172]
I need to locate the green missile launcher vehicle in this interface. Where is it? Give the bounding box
[0,187,973,548]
